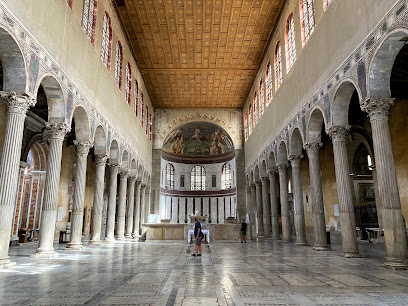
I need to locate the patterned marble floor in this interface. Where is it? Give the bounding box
[0,239,407,305]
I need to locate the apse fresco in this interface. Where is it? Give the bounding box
[162,122,234,157]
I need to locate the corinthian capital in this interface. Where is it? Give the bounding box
[361,98,394,121]
[119,170,130,179]
[277,164,287,172]
[108,163,120,173]
[289,155,303,167]
[260,176,268,184]
[0,91,36,115]
[44,122,71,142]
[74,140,93,156]
[304,142,322,155]
[327,125,350,143]
[95,154,108,165]
[267,169,277,179]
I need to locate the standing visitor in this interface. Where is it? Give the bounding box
[241,219,247,243]
[192,217,203,256]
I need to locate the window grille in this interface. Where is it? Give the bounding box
[100,12,112,69]
[274,42,283,91]
[165,163,175,189]
[191,166,206,191]
[82,0,97,43]
[300,0,315,46]
[114,41,123,89]
[266,62,273,106]
[259,79,265,117]
[125,63,131,104]
[134,80,138,116]
[221,163,232,189]
[286,14,297,72]
[253,91,258,125]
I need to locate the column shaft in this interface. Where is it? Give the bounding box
[125,177,137,237]
[290,156,307,245]
[116,171,129,239]
[36,123,70,256]
[250,185,257,239]
[132,181,142,238]
[67,141,92,249]
[328,126,359,257]
[0,93,34,266]
[255,182,264,236]
[268,171,281,239]
[361,98,407,268]
[260,177,271,238]
[89,155,107,245]
[278,165,291,242]
[139,186,146,235]
[305,143,329,250]
[105,164,119,242]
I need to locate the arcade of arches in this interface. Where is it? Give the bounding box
[0,0,408,304]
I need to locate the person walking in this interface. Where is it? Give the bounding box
[241,219,247,243]
[192,217,203,256]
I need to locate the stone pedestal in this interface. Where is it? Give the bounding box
[36,123,70,257]
[278,165,291,242]
[116,170,129,240]
[260,177,271,238]
[255,181,264,236]
[105,164,120,242]
[89,155,107,245]
[328,126,360,257]
[305,143,330,251]
[67,141,92,249]
[125,177,137,238]
[361,98,407,268]
[289,155,307,245]
[0,93,35,267]
[267,170,281,240]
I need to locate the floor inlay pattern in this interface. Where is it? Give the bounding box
[1,239,407,305]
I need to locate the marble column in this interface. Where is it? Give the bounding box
[289,155,307,245]
[278,165,291,242]
[0,93,35,267]
[267,170,281,239]
[255,181,264,236]
[140,185,146,234]
[132,181,142,239]
[305,143,329,251]
[260,177,271,238]
[105,164,120,242]
[371,165,383,229]
[245,184,252,237]
[250,185,257,239]
[361,98,407,268]
[328,126,359,257]
[36,123,71,256]
[145,188,151,223]
[115,170,129,240]
[67,141,93,249]
[125,176,137,238]
[89,155,107,245]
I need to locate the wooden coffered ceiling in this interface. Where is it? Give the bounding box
[114,0,285,108]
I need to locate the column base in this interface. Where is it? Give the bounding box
[295,242,308,246]
[88,240,102,246]
[124,234,133,238]
[104,237,116,243]
[382,258,408,270]
[272,236,281,240]
[66,243,84,250]
[132,235,140,241]
[33,249,58,258]
[341,251,362,258]
[282,238,292,243]
[0,257,16,269]
[116,236,125,240]
[313,244,331,251]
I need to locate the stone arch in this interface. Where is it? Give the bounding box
[137,164,144,181]
[290,127,304,156]
[268,151,277,171]
[277,141,288,166]
[121,150,129,169]
[260,159,268,177]
[71,106,91,141]
[108,139,120,164]
[254,165,260,182]
[0,26,27,93]
[331,80,362,126]
[307,107,326,143]
[36,74,66,123]
[93,125,107,156]
[368,27,408,98]
[129,158,138,177]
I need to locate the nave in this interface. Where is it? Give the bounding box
[1,239,407,305]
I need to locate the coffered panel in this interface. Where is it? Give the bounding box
[114,0,284,108]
